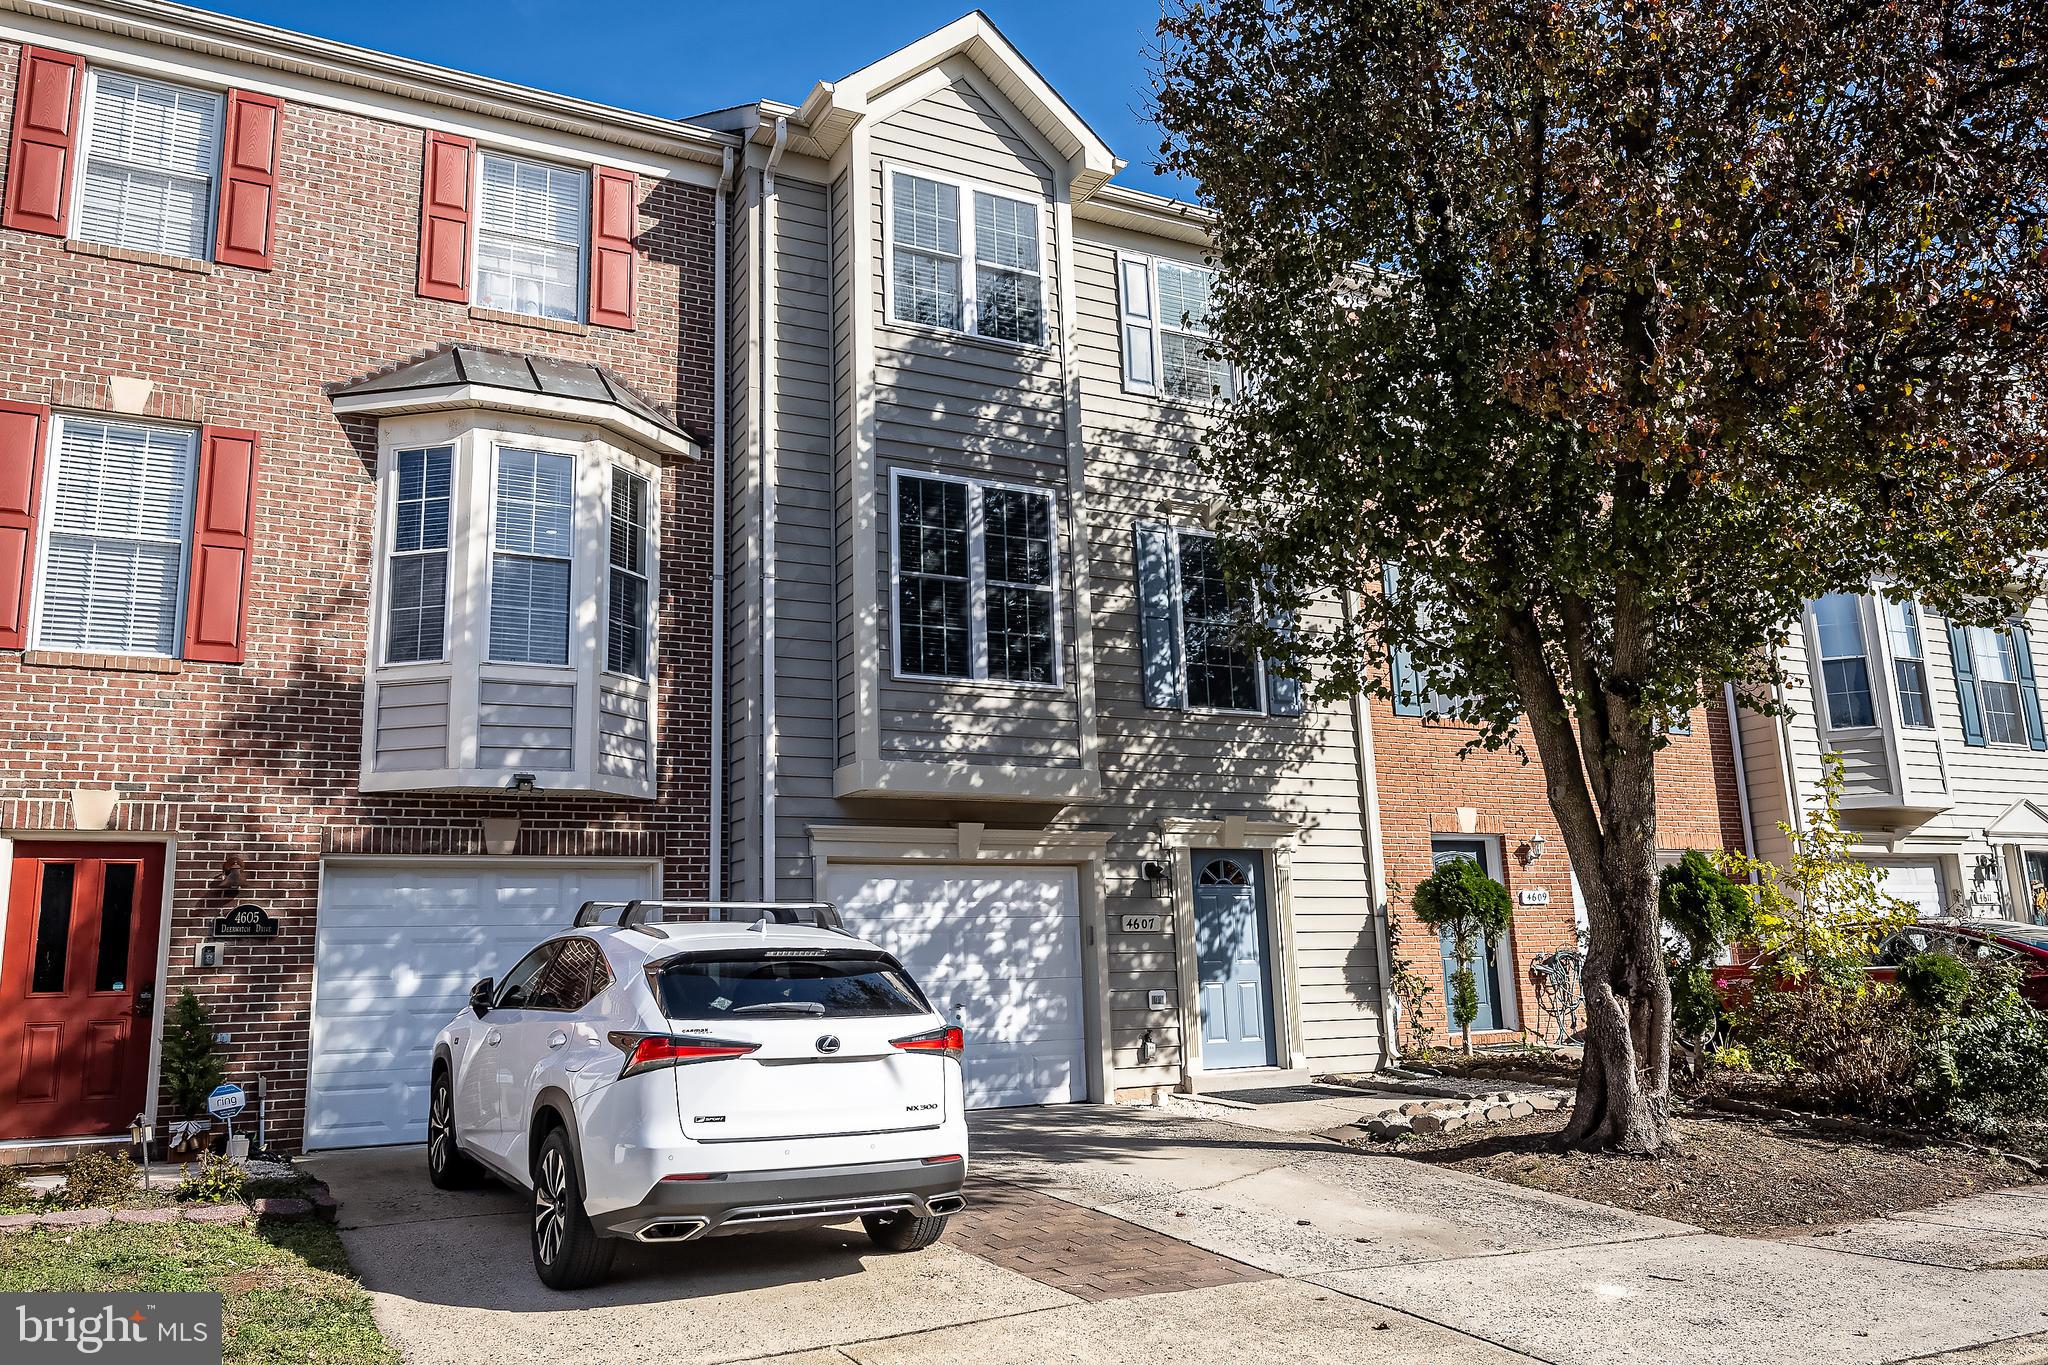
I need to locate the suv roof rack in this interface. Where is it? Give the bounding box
[572,900,848,935]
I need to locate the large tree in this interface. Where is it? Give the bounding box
[1155,0,2048,1151]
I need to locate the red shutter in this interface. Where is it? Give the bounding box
[589,165,638,329]
[0,400,48,650]
[2,47,84,236]
[416,129,473,302]
[183,427,258,664]
[214,90,282,270]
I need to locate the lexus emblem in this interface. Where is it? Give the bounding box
[816,1034,842,1055]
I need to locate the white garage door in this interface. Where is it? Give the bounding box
[305,860,657,1150]
[825,865,1087,1109]
[1870,860,1948,920]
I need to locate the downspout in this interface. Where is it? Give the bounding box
[758,115,788,901]
[1722,681,1758,861]
[1345,590,1402,1066]
[709,144,734,899]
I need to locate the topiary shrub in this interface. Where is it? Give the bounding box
[1412,858,1514,1055]
[1899,951,1973,1015]
[58,1149,138,1208]
[176,1154,246,1204]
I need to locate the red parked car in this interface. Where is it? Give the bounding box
[1711,919,2048,1011]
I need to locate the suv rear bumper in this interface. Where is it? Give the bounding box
[592,1156,968,1242]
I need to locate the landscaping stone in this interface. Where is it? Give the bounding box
[307,1184,341,1223]
[40,1208,112,1227]
[112,1207,180,1224]
[252,1196,314,1219]
[182,1203,247,1224]
[1509,1102,1534,1119]
[1410,1113,1446,1135]
[0,1213,40,1232]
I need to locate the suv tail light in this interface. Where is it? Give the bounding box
[609,1031,760,1077]
[891,1025,964,1060]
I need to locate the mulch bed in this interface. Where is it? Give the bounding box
[1352,1107,2035,1236]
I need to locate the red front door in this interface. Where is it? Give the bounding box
[0,843,164,1140]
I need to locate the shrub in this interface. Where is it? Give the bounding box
[176,1154,246,1204]
[59,1149,138,1208]
[0,1164,34,1208]
[1660,851,1753,1071]
[1899,951,1973,1015]
[1913,965,2048,1136]
[1729,980,1920,1116]
[1411,858,1514,1053]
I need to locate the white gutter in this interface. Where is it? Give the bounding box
[710,145,734,898]
[1723,681,1759,860]
[1345,591,1401,1065]
[758,115,788,900]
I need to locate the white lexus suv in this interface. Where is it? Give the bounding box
[426,901,969,1289]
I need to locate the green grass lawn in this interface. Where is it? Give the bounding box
[0,1218,398,1365]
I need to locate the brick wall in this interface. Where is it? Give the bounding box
[0,41,720,1147]
[1372,696,1748,1051]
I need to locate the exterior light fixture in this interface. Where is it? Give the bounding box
[1527,832,1546,863]
[1140,859,1171,895]
[510,772,538,794]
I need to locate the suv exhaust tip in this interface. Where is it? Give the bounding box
[634,1218,709,1243]
[926,1194,965,1215]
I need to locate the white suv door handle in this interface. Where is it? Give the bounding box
[547,1031,568,1049]
[485,1028,502,1046]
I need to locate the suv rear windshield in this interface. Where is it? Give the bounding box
[657,951,929,1019]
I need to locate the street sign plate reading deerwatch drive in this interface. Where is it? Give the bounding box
[211,904,279,938]
[206,1083,246,1121]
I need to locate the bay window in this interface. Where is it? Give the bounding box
[1885,597,1933,728]
[606,469,651,677]
[1812,592,1876,729]
[892,472,1059,686]
[488,448,574,665]
[385,446,451,665]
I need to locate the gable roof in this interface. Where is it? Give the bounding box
[745,11,1123,201]
[329,345,697,460]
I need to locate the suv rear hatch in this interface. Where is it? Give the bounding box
[652,948,949,1142]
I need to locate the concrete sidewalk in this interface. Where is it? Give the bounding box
[307,1104,2048,1365]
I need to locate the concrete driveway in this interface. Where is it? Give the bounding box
[307,1103,2048,1365]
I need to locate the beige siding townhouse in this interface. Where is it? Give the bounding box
[1740,589,2048,922]
[704,15,1392,1108]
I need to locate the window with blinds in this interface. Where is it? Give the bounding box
[1118,253,1237,402]
[489,448,574,665]
[892,473,1060,685]
[887,169,1044,344]
[36,417,197,656]
[76,69,222,261]
[476,152,587,322]
[606,468,651,677]
[386,446,452,664]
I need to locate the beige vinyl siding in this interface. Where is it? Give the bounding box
[373,678,450,773]
[865,80,1084,773]
[725,166,761,895]
[769,173,844,894]
[597,681,651,784]
[476,679,575,771]
[1065,227,1384,1077]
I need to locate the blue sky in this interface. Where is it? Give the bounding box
[210,1,1191,197]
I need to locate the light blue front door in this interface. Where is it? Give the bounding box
[1432,838,1506,1032]
[1193,851,1276,1069]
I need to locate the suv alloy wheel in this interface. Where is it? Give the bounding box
[425,1068,481,1190]
[530,1127,615,1290]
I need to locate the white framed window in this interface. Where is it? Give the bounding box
[1117,252,1236,402]
[1885,596,1934,729]
[384,446,452,665]
[1383,563,1473,720]
[605,467,652,678]
[884,166,1044,346]
[1812,592,1877,730]
[488,446,574,665]
[33,416,197,657]
[1967,625,2029,747]
[890,470,1059,686]
[475,151,587,322]
[74,68,222,262]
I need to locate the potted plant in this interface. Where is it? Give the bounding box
[161,989,225,1158]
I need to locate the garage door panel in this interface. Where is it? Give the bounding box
[1870,861,1946,919]
[306,862,655,1150]
[827,864,1087,1110]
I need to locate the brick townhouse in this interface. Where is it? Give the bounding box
[1368,670,1752,1052]
[0,0,723,1153]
